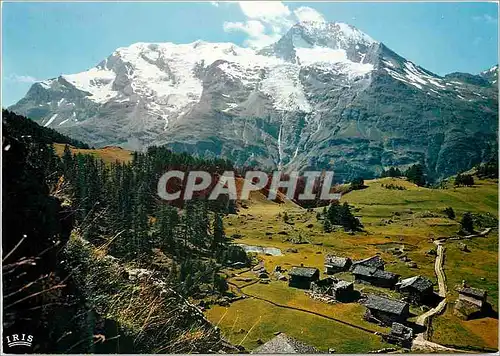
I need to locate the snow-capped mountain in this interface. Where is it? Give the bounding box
[10,21,498,180]
[480,64,498,85]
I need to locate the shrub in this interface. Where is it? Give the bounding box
[443,207,456,220]
[382,183,406,190]
[350,177,365,190]
[455,173,474,187]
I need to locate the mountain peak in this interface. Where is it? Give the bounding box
[292,21,377,47]
[480,64,498,85]
[258,21,377,64]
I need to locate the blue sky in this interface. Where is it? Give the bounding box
[2,1,498,106]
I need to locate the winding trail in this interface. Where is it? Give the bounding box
[411,228,491,352]
[415,241,447,326]
[412,240,455,352]
[226,229,492,353]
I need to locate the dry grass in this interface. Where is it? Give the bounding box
[54,143,133,164]
[431,306,498,350]
[65,234,224,353]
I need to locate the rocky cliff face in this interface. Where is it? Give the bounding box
[10,21,498,181]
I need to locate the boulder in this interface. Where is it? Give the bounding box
[232,261,247,268]
[390,248,402,256]
[426,249,437,256]
[458,242,469,252]
[253,263,264,271]
[218,297,230,306]
[406,262,418,268]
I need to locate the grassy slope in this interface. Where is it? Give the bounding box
[209,177,498,352]
[52,143,497,351]
[53,143,133,164]
[205,297,388,353]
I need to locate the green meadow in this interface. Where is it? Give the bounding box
[204,177,498,352]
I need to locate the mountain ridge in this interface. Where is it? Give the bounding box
[9,21,498,181]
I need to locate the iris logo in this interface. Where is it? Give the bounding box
[5,334,33,348]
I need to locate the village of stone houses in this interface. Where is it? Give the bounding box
[201,177,498,354]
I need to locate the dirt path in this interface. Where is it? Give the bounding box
[415,240,447,327]
[412,228,491,352]
[412,334,464,353]
[227,228,492,352]
[434,242,447,298]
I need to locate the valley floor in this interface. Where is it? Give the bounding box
[204,177,498,353]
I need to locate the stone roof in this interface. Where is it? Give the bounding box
[351,255,385,270]
[352,265,399,281]
[454,298,482,318]
[252,333,320,354]
[396,275,433,292]
[390,322,413,338]
[333,280,354,290]
[363,294,409,315]
[458,286,487,300]
[289,266,319,278]
[325,255,351,268]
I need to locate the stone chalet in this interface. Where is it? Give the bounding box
[252,333,320,354]
[330,280,355,301]
[311,277,355,301]
[352,265,399,289]
[454,285,488,320]
[363,294,410,326]
[396,275,434,304]
[288,266,320,289]
[382,322,414,348]
[325,255,352,274]
[458,286,487,308]
[350,255,385,271]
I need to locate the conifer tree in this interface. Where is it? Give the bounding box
[460,212,474,234]
[212,212,225,259]
[323,218,332,232]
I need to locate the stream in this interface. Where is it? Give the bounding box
[237,244,283,256]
